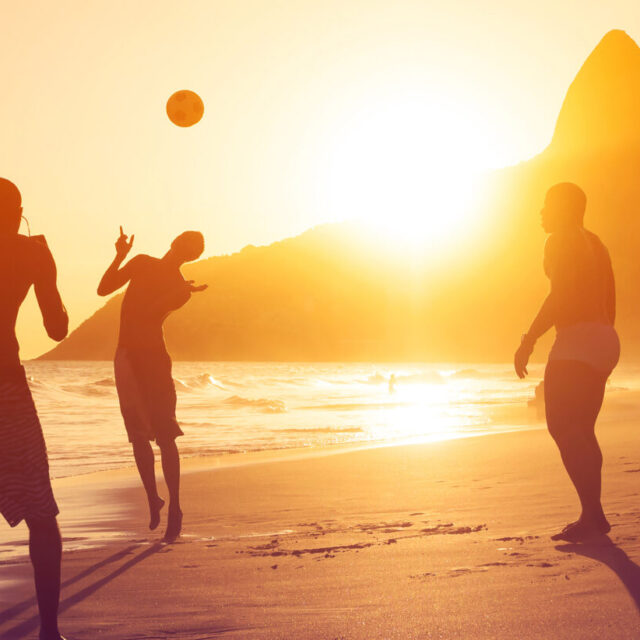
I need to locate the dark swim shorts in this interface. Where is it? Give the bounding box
[114,347,183,444]
[0,366,59,527]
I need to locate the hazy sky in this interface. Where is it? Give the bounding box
[3,0,639,357]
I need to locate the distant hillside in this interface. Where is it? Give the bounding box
[41,30,640,362]
[551,30,640,154]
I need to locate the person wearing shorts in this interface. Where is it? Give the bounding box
[0,178,69,640]
[514,182,619,542]
[98,227,206,542]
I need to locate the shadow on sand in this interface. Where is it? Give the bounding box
[556,535,640,611]
[0,542,163,639]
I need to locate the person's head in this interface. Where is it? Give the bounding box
[540,182,586,233]
[169,230,205,263]
[0,178,23,235]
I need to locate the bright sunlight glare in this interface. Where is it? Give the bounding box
[321,92,505,250]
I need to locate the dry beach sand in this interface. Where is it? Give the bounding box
[1,390,640,639]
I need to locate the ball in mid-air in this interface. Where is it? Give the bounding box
[166,90,204,127]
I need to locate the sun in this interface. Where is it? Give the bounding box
[319,92,501,251]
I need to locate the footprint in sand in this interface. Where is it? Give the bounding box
[409,571,436,580]
[422,524,487,536]
[494,535,538,544]
[449,567,488,577]
[357,521,413,532]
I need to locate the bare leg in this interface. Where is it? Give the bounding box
[545,361,609,541]
[27,516,64,640]
[158,438,182,541]
[552,432,607,525]
[132,440,164,530]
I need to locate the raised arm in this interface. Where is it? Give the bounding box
[97,227,138,296]
[34,242,69,342]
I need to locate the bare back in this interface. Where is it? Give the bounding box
[544,228,615,329]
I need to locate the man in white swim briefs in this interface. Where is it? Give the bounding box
[514,182,619,542]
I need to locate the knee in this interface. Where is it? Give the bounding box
[547,420,573,452]
[549,426,600,461]
[157,437,177,453]
[132,439,153,454]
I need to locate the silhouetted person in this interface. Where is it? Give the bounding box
[0,178,69,640]
[514,182,619,542]
[98,228,206,542]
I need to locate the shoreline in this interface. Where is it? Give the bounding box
[1,382,629,563]
[2,421,547,563]
[26,358,553,480]
[49,416,548,482]
[2,408,640,638]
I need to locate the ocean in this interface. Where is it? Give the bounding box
[25,361,552,479]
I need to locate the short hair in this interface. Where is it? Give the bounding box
[546,182,587,222]
[0,178,22,233]
[0,178,21,209]
[171,230,204,262]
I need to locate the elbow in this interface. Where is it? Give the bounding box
[47,325,68,342]
[97,276,114,297]
[47,315,69,342]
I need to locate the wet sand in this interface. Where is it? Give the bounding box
[1,396,640,639]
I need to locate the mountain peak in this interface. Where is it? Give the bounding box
[551,30,640,153]
[595,29,637,52]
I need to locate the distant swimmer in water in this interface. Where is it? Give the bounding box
[389,374,397,394]
[0,178,70,640]
[514,183,619,542]
[98,227,206,542]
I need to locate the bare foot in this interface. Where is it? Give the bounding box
[551,516,610,542]
[149,496,165,531]
[163,508,183,543]
[551,520,578,538]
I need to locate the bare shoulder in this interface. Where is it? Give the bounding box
[543,231,571,278]
[26,237,58,276]
[0,235,41,278]
[13,233,40,257]
[583,228,609,250]
[543,232,563,258]
[126,253,154,272]
[580,229,612,268]
[130,253,153,263]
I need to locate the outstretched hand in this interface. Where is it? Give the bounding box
[115,226,134,259]
[186,280,208,293]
